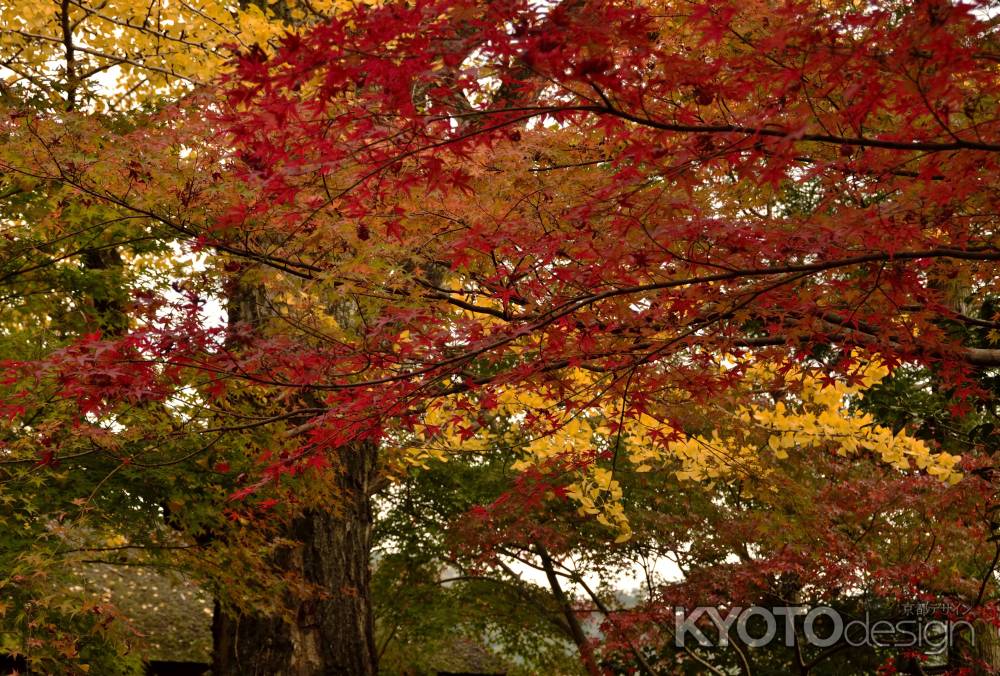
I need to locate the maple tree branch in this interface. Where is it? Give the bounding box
[1,123,325,280]
[555,560,661,676]
[976,542,1000,606]
[1,29,205,85]
[789,154,945,181]
[0,231,156,286]
[177,0,246,44]
[739,326,1000,368]
[126,432,226,469]
[66,0,227,54]
[810,311,1000,368]
[535,543,602,676]
[130,247,1000,407]
[577,102,1000,153]
[413,248,1000,388]
[61,543,204,554]
[536,247,1000,323]
[425,101,1000,154]
[488,557,575,636]
[414,277,514,320]
[6,145,323,279]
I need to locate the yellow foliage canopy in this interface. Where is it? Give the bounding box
[0,0,357,107]
[392,359,960,542]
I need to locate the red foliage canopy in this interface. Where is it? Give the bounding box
[11,0,1000,484]
[213,0,1000,455]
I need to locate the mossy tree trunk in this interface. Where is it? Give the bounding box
[212,276,379,675]
[212,441,378,676]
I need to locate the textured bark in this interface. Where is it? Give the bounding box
[214,275,378,675]
[212,441,379,676]
[973,621,1000,675]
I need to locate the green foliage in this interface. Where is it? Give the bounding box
[374,452,585,675]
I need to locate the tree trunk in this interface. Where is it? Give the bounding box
[972,620,1000,675]
[212,441,379,676]
[536,544,602,676]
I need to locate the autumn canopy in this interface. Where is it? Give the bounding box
[1,0,1000,673]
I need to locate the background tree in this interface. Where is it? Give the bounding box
[378,361,995,674]
[0,2,364,672]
